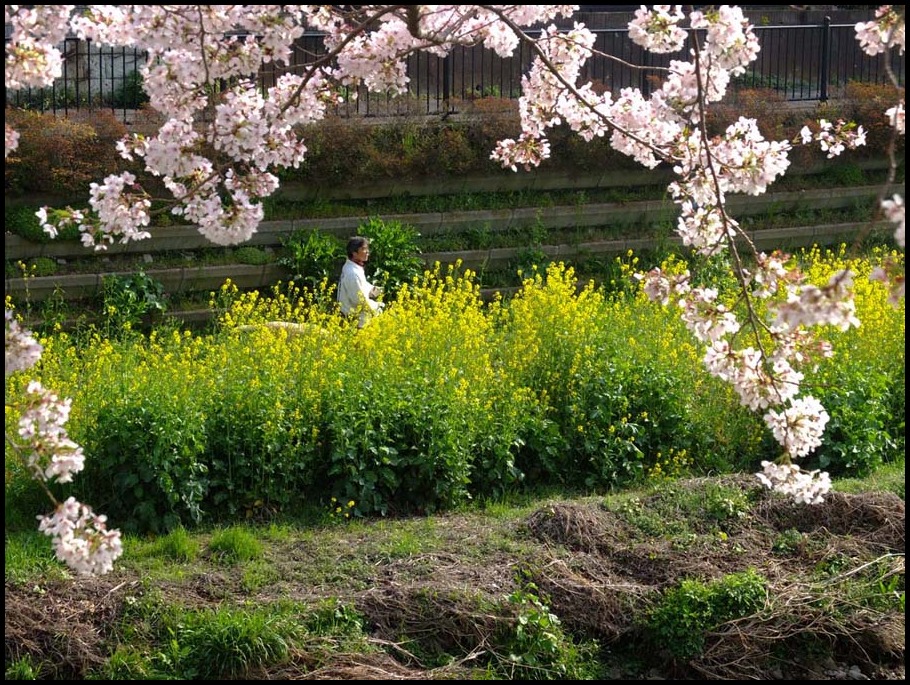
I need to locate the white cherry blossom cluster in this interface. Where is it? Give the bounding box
[636,249,842,504]
[493,22,599,167]
[634,267,691,306]
[17,381,86,484]
[885,103,905,135]
[37,497,123,576]
[689,6,761,77]
[4,4,73,89]
[799,119,867,158]
[5,309,43,375]
[756,460,832,505]
[775,270,861,333]
[744,250,795,299]
[491,134,553,172]
[678,287,741,342]
[81,172,153,249]
[854,7,905,301]
[763,397,830,459]
[628,5,687,54]
[6,308,123,575]
[701,341,804,412]
[881,194,905,249]
[854,5,906,56]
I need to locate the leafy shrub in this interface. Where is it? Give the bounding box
[101,270,168,335]
[5,108,130,198]
[76,396,209,534]
[320,265,505,515]
[496,583,598,679]
[6,205,49,242]
[358,216,424,297]
[493,261,733,487]
[5,204,81,243]
[706,87,795,142]
[827,81,906,157]
[292,115,373,184]
[430,125,479,175]
[277,228,344,290]
[203,348,320,519]
[109,70,150,109]
[646,568,767,660]
[44,332,213,535]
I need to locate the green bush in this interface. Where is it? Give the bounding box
[496,584,599,679]
[5,108,131,199]
[233,246,273,266]
[320,267,498,515]
[5,205,49,242]
[358,216,424,298]
[6,205,81,243]
[202,334,321,519]
[76,398,209,534]
[57,334,211,535]
[646,568,767,660]
[277,228,344,290]
[101,270,168,335]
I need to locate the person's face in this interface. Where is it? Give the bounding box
[355,244,370,261]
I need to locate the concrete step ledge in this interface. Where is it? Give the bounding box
[7,221,894,303]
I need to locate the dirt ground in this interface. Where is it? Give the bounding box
[5,475,905,680]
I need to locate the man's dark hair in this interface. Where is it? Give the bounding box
[346,236,369,258]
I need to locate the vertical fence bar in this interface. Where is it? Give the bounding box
[459,44,466,101]
[820,17,830,102]
[86,39,93,111]
[499,48,506,99]
[57,38,65,114]
[442,53,451,114]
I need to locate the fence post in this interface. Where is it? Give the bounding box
[442,53,451,115]
[820,16,831,102]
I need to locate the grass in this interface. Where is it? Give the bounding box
[208,526,265,564]
[4,457,904,679]
[832,457,906,498]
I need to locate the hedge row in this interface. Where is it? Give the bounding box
[5,83,904,202]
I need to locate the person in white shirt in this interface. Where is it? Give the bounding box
[337,236,384,328]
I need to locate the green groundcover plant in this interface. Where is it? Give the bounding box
[5,245,903,534]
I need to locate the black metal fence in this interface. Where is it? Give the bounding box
[5,21,904,121]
